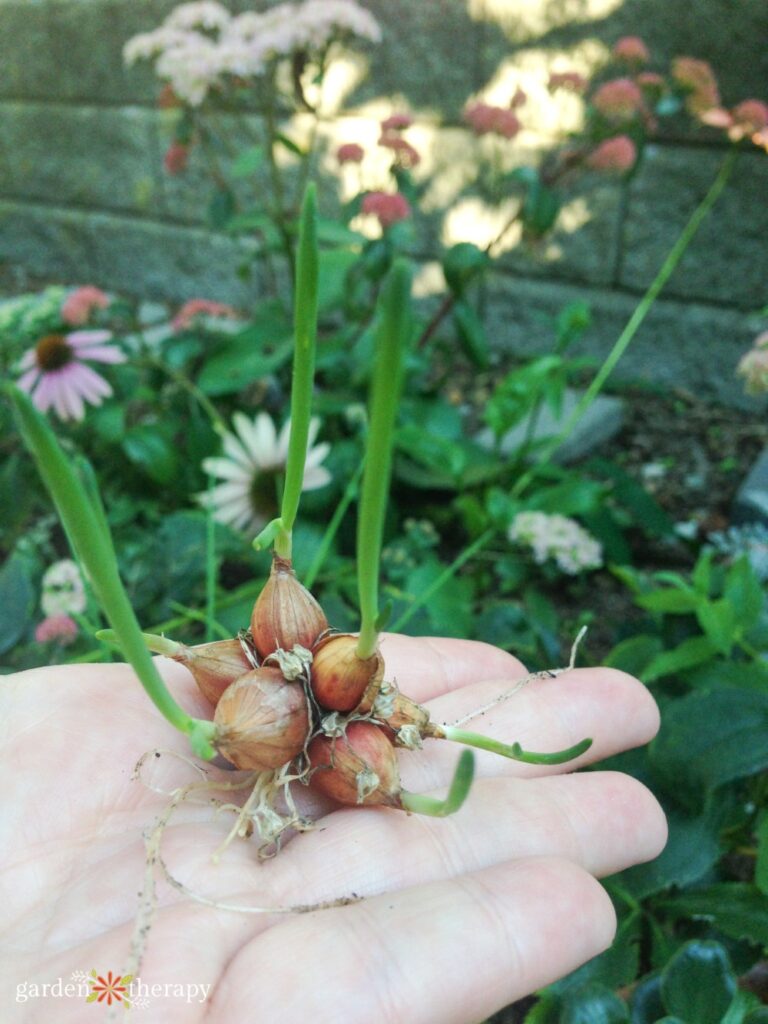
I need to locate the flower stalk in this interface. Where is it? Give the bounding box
[4,383,217,759]
[356,260,412,659]
[433,727,593,765]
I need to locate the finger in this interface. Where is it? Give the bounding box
[211,856,617,1024]
[399,666,660,789]
[378,633,526,702]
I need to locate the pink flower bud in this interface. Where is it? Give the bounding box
[336,142,365,164]
[61,286,110,326]
[463,102,521,139]
[548,71,588,94]
[612,36,650,65]
[380,113,412,132]
[378,132,420,167]
[172,298,239,332]
[164,142,189,175]
[671,57,721,117]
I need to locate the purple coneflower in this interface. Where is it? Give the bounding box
[16,330,125,421]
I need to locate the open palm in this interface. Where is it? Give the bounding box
[2,635,665,1023]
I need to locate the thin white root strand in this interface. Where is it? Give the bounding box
[450,626,588,727]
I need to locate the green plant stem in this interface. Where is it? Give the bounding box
[356,261,412,659]
[275,182,319,560]
[4,384,217,759]
[436,727,592,765]
[390,528,495,633]
[97,629,181,658]
[401,750,475,817]
[304,457,365,589]
[511,148,738,499]
[145,353,227,435]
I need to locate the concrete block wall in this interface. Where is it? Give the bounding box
[1,0,767,405]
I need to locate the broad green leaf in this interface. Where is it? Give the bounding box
[231,144,265,177]
[744,1009,768,1023]
[317,248,359,312]
[756,812,768,896]
[656,884,768,947]
[617,801,724,899]
[0,551,36,654]
[642,636,717,683]
[724,556,764,633]
[660,941,736,1024]
[550,912,641,998]
[560,983,630,1023]
[637,588,700,614]
[629,973,665,1024]
[122,426,179,485]
[692,549,713,595]
[605,635,664,676]
[696,597,737,655]
[197,336,293,396]
[649,689,768,810]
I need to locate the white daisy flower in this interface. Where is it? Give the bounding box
[41,559,87,617]
[199,412,331,533]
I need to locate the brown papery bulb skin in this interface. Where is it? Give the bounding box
[214,667,310,771]
[173,638,256,707]
[384,693,431,735]
[308,721,401,807]
[310,633,384,712]
[251,556,328,659]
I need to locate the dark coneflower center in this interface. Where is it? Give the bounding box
[250,468,280,521]
[35,334,73,372]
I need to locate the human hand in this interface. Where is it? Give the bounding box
[2,636,665,1023]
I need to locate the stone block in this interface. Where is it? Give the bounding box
[483,272,767,409]
[621,144,768,310]
[0,199,263,305]
[476,387,625,463]
[0,102,165,215]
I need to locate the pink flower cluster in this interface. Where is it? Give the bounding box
[671,56,721,116]
[586,134,637,174]
[35,614,79,645]
[61,286,110,326]
[172,298,240,332]
[361,191,411,229]
[592,77,645,122]
[463,102,522,139]
[702,98,768,147]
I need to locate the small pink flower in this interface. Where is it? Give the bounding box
[586,134,637,173]
[336,142,365,164]
[671,57,720,116]
[361,191,411,229]
[35,614,79,645]
[548,71,588,94]
[592,78,645,122]
[61,286,110,327]
[164,142,190,175]
[612,36,650,64]
[172,298,240,332]
[378,132,420,167]
[17,331,125,421]
[380,113,412,132]
[729,99,768,142]
[636,71,665,93]
[737,332,768,395]
[464,102,521,139]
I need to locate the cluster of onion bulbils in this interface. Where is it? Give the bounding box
[136,549,592,842]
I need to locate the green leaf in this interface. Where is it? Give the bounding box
[656,884,768,948]
[744,1009,768,1024]
[0,551,35,654]
[275,131,304,156]
[453,299,490,368]
[724,556,764,633]
[756,812,768,896]
[208,186,236,229]
[560,983,630,1024]
[637,588,700,614]
[122,426,179,485]
[648,689,768,810]
[643,635,717,683]
[629,973,665,1024]
[550,912,641,998]
[660,941,737,1024]
[605,635,664,676]
[696,597,737,656]
[617,801,724,899]
[231,144,265,178]
[317,248,359,312]
[197,335,293,396]
[692,549,713,596]
[316,218,366,246]
[522,180,561,236]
